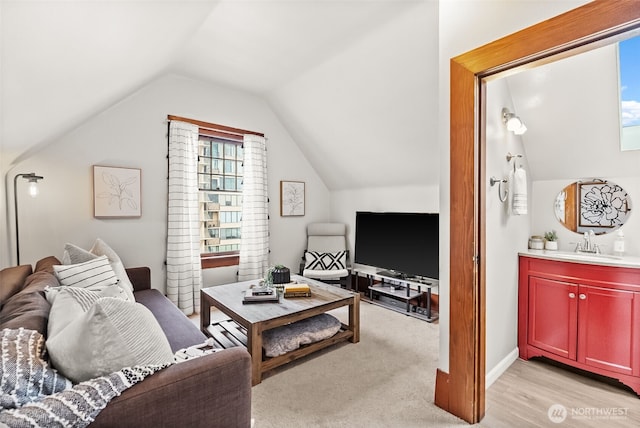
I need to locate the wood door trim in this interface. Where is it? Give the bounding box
[437,0,640,423]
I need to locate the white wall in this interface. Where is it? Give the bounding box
[330,184,439,264]
[484,79,531,385]
[4,74,330,292]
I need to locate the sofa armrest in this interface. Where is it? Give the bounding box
[125,267,151,292]
[91,347,252,428]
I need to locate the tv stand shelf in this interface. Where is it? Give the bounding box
[353,267,438,322]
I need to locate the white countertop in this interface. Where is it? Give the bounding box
[520,249,640,269]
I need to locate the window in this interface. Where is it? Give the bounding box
[619,34,640,151]
[199,136,243,256]
[167,115,264,268]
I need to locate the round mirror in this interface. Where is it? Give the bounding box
[554,179,632,235]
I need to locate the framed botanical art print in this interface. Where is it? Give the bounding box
[93,165,142,218]
[280,180,305,216]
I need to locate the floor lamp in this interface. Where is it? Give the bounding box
[14,172,44,265]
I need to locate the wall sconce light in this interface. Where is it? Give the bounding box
[14,172,44,265]
[502,108,527,135]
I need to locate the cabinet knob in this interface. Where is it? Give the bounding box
[569,293,576,299]
[579,294,587,300]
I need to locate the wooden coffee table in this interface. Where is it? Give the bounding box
[200,275,360,385]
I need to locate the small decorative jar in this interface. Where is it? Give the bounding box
[529,236,544,250]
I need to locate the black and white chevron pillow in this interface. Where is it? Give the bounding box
[304,251,346,270]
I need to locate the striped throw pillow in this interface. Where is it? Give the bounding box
[53,255,118,290]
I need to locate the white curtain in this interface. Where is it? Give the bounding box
[237,134,269,281]
[166,120,202,315]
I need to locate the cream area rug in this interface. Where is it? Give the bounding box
[251,301,468,427]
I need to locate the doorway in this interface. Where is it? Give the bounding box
[435,1,640,423]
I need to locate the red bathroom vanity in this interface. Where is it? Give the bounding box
[518,253,640,395]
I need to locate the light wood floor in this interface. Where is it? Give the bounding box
[483,358,640,427]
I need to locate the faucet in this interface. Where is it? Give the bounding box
[575,230,600,254]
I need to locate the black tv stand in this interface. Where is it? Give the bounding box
[354,266,438,322]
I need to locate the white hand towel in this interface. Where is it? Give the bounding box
[512,167,527,215]
[507,169,514,214]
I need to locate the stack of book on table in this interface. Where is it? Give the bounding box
[284,283,311,298]
[243,287,279,304]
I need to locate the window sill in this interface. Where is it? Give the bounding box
[201,254,239,269]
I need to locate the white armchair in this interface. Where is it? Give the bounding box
[300,223,350,288]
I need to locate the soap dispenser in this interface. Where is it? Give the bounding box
[614,229,625,256]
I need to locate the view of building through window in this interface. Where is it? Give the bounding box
[198,136,243,255]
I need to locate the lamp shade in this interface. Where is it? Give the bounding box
[502,108,527,135]
[513,123,527,135]
[28,180,39,197]
[505,115,523,131]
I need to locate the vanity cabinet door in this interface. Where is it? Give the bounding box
[577,285,640,376]
[528,276,578,360]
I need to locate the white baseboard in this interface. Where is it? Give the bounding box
[485,347,519,389]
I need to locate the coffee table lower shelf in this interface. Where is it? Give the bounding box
[201,277,360,385]
[203,318,354,379]
[204,319,248,349]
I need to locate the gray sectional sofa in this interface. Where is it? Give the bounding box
[0,256,252,427]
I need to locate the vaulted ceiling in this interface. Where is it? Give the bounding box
[3,0,634,191]
[1,0,439,191]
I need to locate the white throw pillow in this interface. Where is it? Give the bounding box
[46,297,174,383]
[46,285,128,339]
[90,239,135,299]
[52,255,119,290]
[62,239,135,302]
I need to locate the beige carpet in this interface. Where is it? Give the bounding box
[250,301,468,428]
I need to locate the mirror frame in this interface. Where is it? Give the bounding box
[555,179,632,234]
[438,1,640,424]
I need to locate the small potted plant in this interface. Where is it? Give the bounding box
[544,230,558,250]
[264,265,290,292]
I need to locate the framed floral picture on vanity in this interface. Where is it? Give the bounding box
[93,165,142,218]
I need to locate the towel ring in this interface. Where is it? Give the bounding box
[490,176,508,202]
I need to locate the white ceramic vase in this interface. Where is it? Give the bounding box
[545,240,558,250]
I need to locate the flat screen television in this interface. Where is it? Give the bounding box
[354,211,439,281]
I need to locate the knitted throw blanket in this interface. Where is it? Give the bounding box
[0,329,71,409]
[0,329,168,428]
